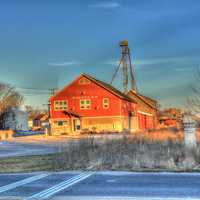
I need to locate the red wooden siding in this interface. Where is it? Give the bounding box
[50,75,136,119]
[138,113,154,129]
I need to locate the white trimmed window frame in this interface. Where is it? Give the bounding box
[80,99,91,110]
[54,120,69,126]
[103,97,109,109]
[54,100,68,111]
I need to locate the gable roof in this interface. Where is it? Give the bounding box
[138,95,157,109]
[139,94,157,104]
[51,73,136,103]
[34,113,49,121]
[128,90,157,110]
[82,73,136,103]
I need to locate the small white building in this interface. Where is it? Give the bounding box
[0,107,29,131]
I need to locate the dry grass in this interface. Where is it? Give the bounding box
[129,127,200,142]
[1,128,200,173]
[0,154,57,173]
[132,127,183,141]
[53,135,200,172]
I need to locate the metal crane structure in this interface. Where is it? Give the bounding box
[110,40,137,94]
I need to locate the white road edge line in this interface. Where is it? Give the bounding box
[24,171,95,200]
[0,173,48,194]
[52,197,200,200]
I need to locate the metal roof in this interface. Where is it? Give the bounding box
[82,73,136,103]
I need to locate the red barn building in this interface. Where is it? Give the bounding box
[50,73,157,135]
[50,74,138,135]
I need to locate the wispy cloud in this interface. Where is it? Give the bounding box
[88,2,120,9]
[48,61,82,67]
[133,57,186,66]
[174,67,193,72]
[104,56,200,67]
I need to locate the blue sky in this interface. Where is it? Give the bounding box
[0,0,200,109]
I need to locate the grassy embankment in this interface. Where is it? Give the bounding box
[1,128,200,173]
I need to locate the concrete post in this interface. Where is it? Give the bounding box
[183,115,196,150]
[182,114,197,168]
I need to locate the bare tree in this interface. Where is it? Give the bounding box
[0,82,24,114]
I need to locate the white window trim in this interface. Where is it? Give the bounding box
[54,120,69,126]
[103,97,109,109]
[80,99,91,110]
[54,100,68,111]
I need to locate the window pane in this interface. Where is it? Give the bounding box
[58,121,63,126]
[63,121,68,125]
[80,99,91,109]
[103,98,109,109]
[54,100,68,110]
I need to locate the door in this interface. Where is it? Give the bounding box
[73,119,81,132]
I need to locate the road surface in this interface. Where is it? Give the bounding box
[0,135,87,158]
[0,171,200,199]
[0,141,58,158]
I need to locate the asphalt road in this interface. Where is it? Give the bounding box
[0,171,200,199]
[0,141,58,158]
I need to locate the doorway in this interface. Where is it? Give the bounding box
[73,118,81,132]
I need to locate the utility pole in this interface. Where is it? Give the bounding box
[111,40,137,93]
[47,88,57,118]
[43,88,57,136]
[43,88,56,116]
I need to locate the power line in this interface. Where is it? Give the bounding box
[14,86,58,96]
[16,87,53,92]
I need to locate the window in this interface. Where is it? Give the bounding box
[62,121,68,126]
[54,121,68,126]
[58,121,63,126]
[79,78,91,85]
[103,98,109,109]
[80,99,91,109]
[54,100,68,111]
